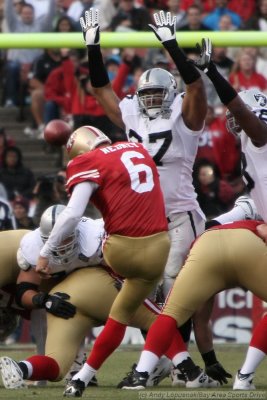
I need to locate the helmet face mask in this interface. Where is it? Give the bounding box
[66,126,111,159]
[40,204,79,264]
[136,68,178,118]
[226,89,267,136]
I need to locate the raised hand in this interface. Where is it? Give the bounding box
[194,38,212,73]
[80,8,100,45]
[149,11,176,44]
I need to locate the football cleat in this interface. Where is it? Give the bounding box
[117,364,149,389]
[0,356,27,389]
[146,356,171,386]
[176,358,219,388]
[170,366,186,387]
[63,379,85,397]
[233,370,255,390]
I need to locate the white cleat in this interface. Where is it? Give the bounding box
[0,356,27,389]
[147,355,172,387]
[233,370,255,390]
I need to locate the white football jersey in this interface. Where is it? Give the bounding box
[17,218,105,277]
[119,94,205,218]
[240,113,267,223]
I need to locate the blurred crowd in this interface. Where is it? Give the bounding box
[0,0,266,271]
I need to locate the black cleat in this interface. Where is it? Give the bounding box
[117,364,149,390]
[63,378,85,397]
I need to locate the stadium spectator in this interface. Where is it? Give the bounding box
[0,127,15,167]
[243,0,267,30]
[31,174,67,226]
[80,9,231,388]
[165,0,187,29]
[193,160,235,220]
[0,146,36,201]
[202,0,242,31]
[93,0,118,31]
[195,104,241,182]
[242,0,267,59]
[0,184,16,230]
[229,50,267,94]
[3,0,56,108]
[67,0,94,28]
[24,49,62,138]
[110,0,152,32]
[178,4,211,55]
[54,14,77,33]
[12,196,36,229]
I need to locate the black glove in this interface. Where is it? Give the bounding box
[32,292,76,319]
[193,38,212,73]
[205,362,232,385]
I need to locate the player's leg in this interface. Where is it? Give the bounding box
[64,233,170,396]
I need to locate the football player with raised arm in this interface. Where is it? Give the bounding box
[78,8,231,387]
[193,37,267,391]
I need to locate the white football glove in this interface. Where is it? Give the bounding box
[80,8,100,46]
[234,195,263,221]
[194,38,212,73]
[149,11,176,44]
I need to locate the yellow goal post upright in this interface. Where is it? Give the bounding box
[0,31,267,49]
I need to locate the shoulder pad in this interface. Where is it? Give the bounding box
[17,247,31,271]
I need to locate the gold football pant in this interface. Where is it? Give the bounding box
[163,229,267,326]
[45,267,159,380]
[103,232,170,324]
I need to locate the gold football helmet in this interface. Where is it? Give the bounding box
[66,126,111,159]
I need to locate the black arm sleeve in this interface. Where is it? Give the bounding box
[87,45,110,88]
[163,39,200,84]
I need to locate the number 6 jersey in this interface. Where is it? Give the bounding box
[120,93,205,219]
[66,141,168,237]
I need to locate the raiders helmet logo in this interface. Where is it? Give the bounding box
[254,93,267,107]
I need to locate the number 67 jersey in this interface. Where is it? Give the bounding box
[66,141,168,237]
[120,93,205,219]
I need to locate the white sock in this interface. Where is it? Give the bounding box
[136,351,159,374]
[172,351,191,367]
[240,346,266,374]
[21,361,33,378]
[72,363,96,386]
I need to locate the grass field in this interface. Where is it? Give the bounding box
[0,344,267,400]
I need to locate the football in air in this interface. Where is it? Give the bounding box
[44,119,72,146]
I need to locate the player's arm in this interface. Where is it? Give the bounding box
[194,38,267,147]
[16,255,76,319]
[80,8,125,130]
[149,11,207,131]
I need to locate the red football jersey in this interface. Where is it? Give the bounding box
[66,142,168,237]
[210,219,263,237]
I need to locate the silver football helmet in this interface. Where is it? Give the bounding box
[0,308,19,341]
[40,204,79,264]
[226,88,267,136]
[66,125,111,160]
[136,68,178,118]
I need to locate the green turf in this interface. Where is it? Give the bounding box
[0,344,267,399]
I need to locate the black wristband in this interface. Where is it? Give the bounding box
[206,61,237,105]
[32,292,48,309]
[87,45,110,88]
[201,349,218,366]
[163,39,200,84]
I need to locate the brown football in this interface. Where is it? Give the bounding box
[44,119,71,146]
